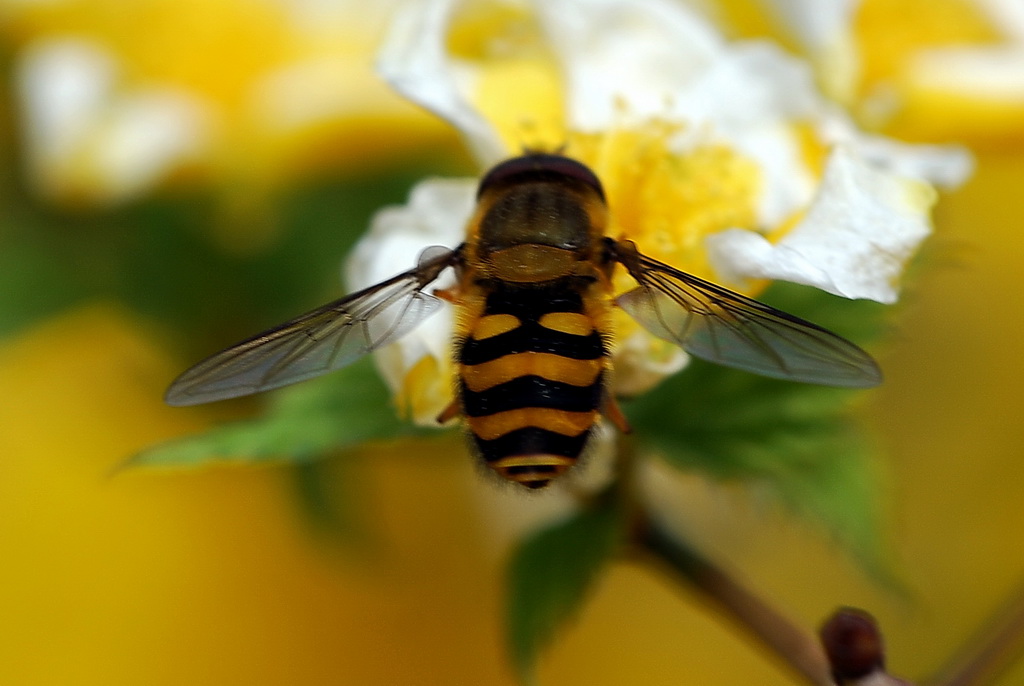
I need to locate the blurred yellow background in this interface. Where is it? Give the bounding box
[2,1,1024,685]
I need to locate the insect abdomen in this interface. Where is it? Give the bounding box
[458,283,609,488]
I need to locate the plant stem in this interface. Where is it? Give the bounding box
[635,511,834,686]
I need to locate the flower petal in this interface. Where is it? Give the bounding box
[345,177,476,423]
[90,91,208,203]
[346,178,474,294]
[535,0,835,228]
[535,0,724,131]
[977,0,1024,40]
[814,106,974,189]
[909,45,1024,102]
[376,0,507,166]
[759,0,860,52]
[16,39,208,204]
[688,42,823,227]
[612,330,688,397]
[756,0,860,99]
[706,147,937,304]
[15,40,114,197]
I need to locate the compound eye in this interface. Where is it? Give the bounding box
[477,154,605,200]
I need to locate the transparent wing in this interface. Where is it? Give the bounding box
[165,245,463,406]
[610,240,881,387]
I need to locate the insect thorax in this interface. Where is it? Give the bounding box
[473,180,608,284]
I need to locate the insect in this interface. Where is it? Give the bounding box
[166,153,881,488]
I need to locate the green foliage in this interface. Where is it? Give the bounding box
[506,493,623,683]
[759,281,890,345]
[0,167,431,344]
[624,284,890,570]
[289,458,376,550]
[132,358,429,466]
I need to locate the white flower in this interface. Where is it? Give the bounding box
[346,178,474,423]
[759,0,1024,137]
[350,0,971,423]
[16,40,209,205]
[906,0,1024,102]
[10,0,423,206]
[752,0,861,101]
[706,146,937,304]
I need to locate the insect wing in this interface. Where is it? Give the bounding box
[615,249,881,388]
[165,246,462,406]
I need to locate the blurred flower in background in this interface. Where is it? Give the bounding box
[3,0,452,218]
[752,0,1024,147]
[1,1,1023,686]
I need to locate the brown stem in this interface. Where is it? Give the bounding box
[928,582,1024,686]
[634,511,835,686]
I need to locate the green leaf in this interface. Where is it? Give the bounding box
[133,358,429,466]
[624,285,889,570]
[759,281,890,345]
[507,494,622,683]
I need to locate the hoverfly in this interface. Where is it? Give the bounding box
[166,153,881,488]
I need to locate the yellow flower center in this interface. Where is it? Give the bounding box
[448,3,566,152]
[418,2,821,406]
[565,122,763,354]
[567,123,761,281]
[394,354,454,425]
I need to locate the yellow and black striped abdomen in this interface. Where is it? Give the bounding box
[458,282,609,488]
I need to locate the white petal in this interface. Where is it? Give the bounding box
[346,177,474,295]
[684,41,822,124]
[376,0,507,166]
[682,42,823,226]
[818,113,974,188]
[15,40,115,195]
[345,178,476,413]
[706,147,936,304]
[756,0,859,51]
[536,1,829,227]
[253,59,394,130]
[612,330,689,397]
[15,39,209,204]
[973,0,1024,42]
[91,91,208,203]
[754,0,862,100]
[909,46,1024,102]
[535,0,724,131]
[849,135,974,189]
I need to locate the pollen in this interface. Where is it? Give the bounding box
[394,354,456,426]
[448,3,566,152]
[569,121,761,280]
[566,119,762,338]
